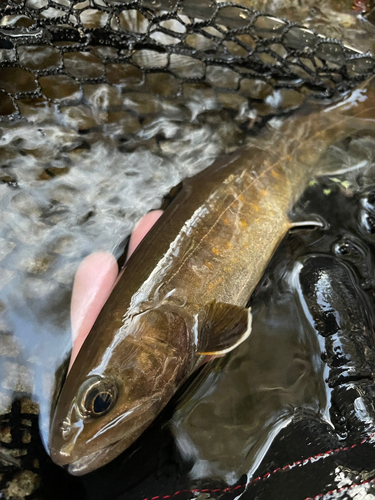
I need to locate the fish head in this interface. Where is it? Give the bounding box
[49,305,192,475]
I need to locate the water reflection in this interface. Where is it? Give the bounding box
[172,262,328,484]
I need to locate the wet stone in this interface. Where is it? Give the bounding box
[5,449,27,459]
[0,393,11,413]
[141,0,177,9]
[91,46,118,60]
[143,73,180,96]
[216,6,252,29]
[106,63,143,86]
[39,74,81,102]
[0,426,11,443]
[0,15,34,28]
[119,9,148,33]
[206,65,239,89]
[83,84,122,109]
[314,56,324,68]
[106,0,137,3]
[223,40,248,57]
[23,275,59,298]
[48,184,78,206]
[1,361,34,393]
[0,238,16,262]
[105,111,141,133]
[169,54,205,79]
[239,78,273,99]
[218,92,247,109]
[287,63,313,80]
[299,57,315,72]
[179,0,216,20]
[202,26,224,39]
[0,68,37,94]
[20,398,39,415]
[0,268,15,288]
[0,93,16,116]
[69,13,78,24]
[256,51,281,66]
[269,43,288,59]
[185,33,216,51]
[54,0,71,6]
[63,52,104,79]
[132,50,168,69]
[150,31,180,45]
[158,18,186,34]
[330,73,343,83]
[247,100,273,116]
[283,27,317,51]
[25,0,48,7]
[62,105,100,130]
[17,45,61,72]
[315,43,345,65]
[0,334,20,358]
[252,15,287,39]
[347,57,375,77]
[16,252,55,275]
[22,430,31,444]
[51,261,78,285]
[7,219,47,246]
[0,311,10,332]
[80,9,109,28]
[320,77,337,90]
[11,192,43,217]
[74,0,90,8]
[273,88,306,110]
[40,7,66,18]
[4,470,40,498]
[110,16,120,31]
[236,33,256,50]
[123,92,162,114]
[182,82,216,102]
[16,98,56,122]
[0,49,16,63]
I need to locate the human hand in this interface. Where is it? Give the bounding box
[69,210,163,370]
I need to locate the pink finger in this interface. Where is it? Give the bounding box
[69,252,118,370]
[127,209,163,261]
[69,210,164,370]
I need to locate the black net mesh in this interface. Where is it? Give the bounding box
[1,0,375,126]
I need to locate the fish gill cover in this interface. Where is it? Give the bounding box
[2,0,375,499]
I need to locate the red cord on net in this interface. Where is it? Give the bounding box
[141,432,375,500]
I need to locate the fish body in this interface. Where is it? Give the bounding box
[49,75,375,475]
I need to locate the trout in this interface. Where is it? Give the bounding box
[49,75,375,475]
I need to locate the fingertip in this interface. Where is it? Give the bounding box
[69,251,119,370]
[127,210,163,260]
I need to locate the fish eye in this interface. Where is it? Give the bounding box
[78,377,118,418]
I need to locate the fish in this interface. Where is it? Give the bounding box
[49,75,375,475]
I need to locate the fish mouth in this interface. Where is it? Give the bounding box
[60,400,160,475]
[65,438,125,476]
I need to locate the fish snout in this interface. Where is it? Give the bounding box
[49,408,86,467]
[61,416,72,439]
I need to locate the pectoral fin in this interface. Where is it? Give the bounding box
[288,210,325,231]
[197,301,252,355]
